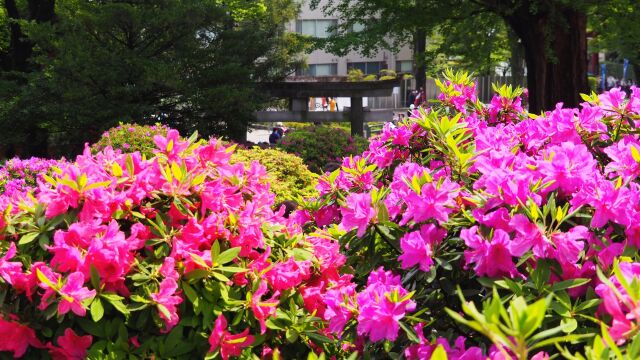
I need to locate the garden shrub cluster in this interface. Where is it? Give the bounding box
[278,125,368,173]
[289,71,640,358]
[230,147,318,203]
[91,124,170,158]
[0,131,341,358]
[0,158,60,198]
[4,70,640,359]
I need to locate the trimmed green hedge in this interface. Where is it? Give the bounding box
[278,126,369,173]
[231,147,318,203]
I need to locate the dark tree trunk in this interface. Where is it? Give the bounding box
[1,0,55,72]
[504,5,588,113]
[413,28,426,91]
[507,28,525,87]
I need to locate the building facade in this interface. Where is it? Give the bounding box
[288,0,414,78]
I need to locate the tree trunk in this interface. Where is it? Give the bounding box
[505,5,588,113]
[413,28,426,91]
[507,28,525,87]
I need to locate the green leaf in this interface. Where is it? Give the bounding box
[305,331,332,344]
[550,278,591,292]
[90,265,101,290]
[215,247,241,265]
[102,293,129,317]
[91,298,104,322]
[211,271,230,282]
[18,232,40,245]
[399,321,421,343]
[157,303,172,320]
[211,241,220,263]
[285,328,299,343]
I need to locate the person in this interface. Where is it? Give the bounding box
[322,97,328,111]
[418,87,426,106]
[413,90,422,107]
[329,97,337,112]
[407,90,417,107]
[269,127,281,145]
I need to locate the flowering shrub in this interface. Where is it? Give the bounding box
[290,70,640,358]
[278,125,368,173]
[91,123,170,158]
[0,130,342,358]
[230,147,318,203]
[0,157,61,197]
[6,70,640,358]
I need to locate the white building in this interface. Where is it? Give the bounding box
[287,0,414,78]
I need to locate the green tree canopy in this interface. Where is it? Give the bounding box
[0,0,305,157]
[312,0,599,113]
[591,0,640,81]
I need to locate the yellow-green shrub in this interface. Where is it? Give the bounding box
[91,123,171,158]
[231,147,318,202]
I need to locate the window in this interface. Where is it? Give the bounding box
[396,60,413,73]
[347,61,386,75]
[295,19,337,38]
[296,63,338,76]
[351,22,366,32]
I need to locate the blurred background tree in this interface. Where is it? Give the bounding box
[0,0,305,157]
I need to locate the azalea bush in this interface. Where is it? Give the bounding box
[91,123,171,158]
[0,131,343,358]
[230,147,318,203]
[278,125,368,173]
[5,69,640,359]
[0,157,61,198]
[289,70,640,358]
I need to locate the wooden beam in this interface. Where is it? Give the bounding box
[253,110,393,123]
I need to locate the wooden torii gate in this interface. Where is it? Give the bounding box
[256,77,401,137]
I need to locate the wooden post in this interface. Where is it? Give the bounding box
[350,96,364,137]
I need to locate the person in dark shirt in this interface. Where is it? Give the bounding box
[269,128,281,145]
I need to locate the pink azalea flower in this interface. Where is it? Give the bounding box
[462,226,519,278]
[47,328,92,360]
[340,192,375,236]
[251,281,279,334]
[550,226,588,266]
[58,272,96,316]
[0,316,43,358]
[356,267,415,342]
[401,177,460,225]
[508,214,553,258]
[398,224,446,271]
[153,129,188,160]
[208,315,254,360]
[604,136,640,181]
[323,275,357,334]
[538,142,598,194]
[264,257,311,291]
[0,242,23,285]
[595,262,640,343]
[150,278,183,331]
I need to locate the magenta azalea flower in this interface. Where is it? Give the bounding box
[150,278,183,331]
[398,224,446,272]
[57,272,96,316]
[462,226,519,278]
[208,315,254,360]
[340,192,375,236]
[356,267,415,342]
